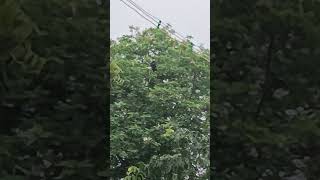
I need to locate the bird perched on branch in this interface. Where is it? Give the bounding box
[150,61,157,71]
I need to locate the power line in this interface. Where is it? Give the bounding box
[124,0,187,41]
[123,0,197,44]
[163,26,186,42]
[126,0,161,22]
[125,0,208,54]
[123,0,187,42]
[119,0,157,26]
[120,0,210,61]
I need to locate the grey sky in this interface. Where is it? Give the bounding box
[111,0,210,48]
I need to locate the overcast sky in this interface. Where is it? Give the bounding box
[110,0,210,48]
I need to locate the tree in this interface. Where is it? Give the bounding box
[213,0,320,179]
[0,0,108,179]
[110,28,210,179]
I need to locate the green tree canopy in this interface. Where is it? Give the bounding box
[0,0,108,179]
[110,28,210,179]
[213,0,320,179]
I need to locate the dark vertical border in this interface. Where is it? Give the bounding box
[1,0,110,179]
[210,0,214,179]
[106,0,111,178]
[209,0,320,179]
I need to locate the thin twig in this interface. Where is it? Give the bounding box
[254,35,274,120]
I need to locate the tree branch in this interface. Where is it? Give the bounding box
[254,35,274,120]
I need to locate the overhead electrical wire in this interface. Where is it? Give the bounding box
[122,1,184,43]
[119,0,157,26]
[163,22,206,52]
[164,26,186,42]
[124,0,207,47]
[126,0,161,22]
[119,0,210,61]
[122,0,205,50]
[124,0,188,43]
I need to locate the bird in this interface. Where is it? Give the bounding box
[150,61,157,71]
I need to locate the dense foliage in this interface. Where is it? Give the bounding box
[213,0,320,179]
[110,28,210,179]
[0,0,108,179]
